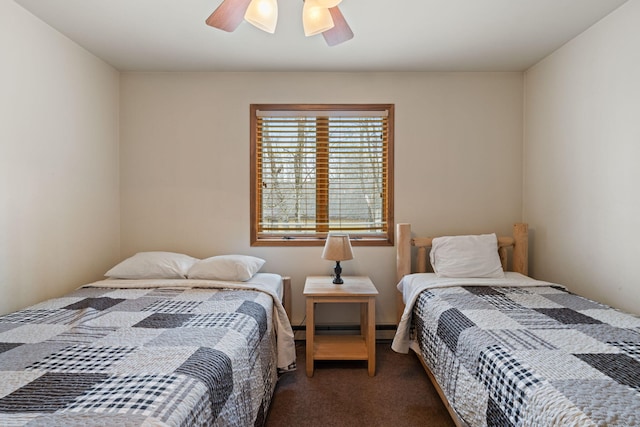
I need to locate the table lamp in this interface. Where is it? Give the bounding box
[321,233,354,284]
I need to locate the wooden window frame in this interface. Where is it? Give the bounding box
[250,104,394,247]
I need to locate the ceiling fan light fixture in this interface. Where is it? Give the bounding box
[316,0,342,7]
[303,0,334,37]
[244,0,278,34]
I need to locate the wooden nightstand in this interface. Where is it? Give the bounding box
[304,276,378,377]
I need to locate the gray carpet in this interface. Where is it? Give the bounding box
[265,341,456,427]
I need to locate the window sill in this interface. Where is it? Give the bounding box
[251,237,393,247]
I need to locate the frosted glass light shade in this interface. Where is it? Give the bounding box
[244,0,278,34]
[303,0,334,36]
[316,0,342,7]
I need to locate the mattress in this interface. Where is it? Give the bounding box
[392,273,640,426]
[0,275,295,426]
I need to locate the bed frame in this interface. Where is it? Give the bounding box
[395,223,529,427]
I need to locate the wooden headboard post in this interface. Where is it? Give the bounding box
[395,223,529,324]
[512,223,528,275]
[396,223,412,321]
[282,276,292,321]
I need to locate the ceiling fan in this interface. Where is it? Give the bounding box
[205,0,354,46]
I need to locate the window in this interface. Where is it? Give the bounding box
[250,104,394,246]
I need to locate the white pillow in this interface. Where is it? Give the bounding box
[430,233,504,278]
[187,255,265,281]
[105,251,198,279]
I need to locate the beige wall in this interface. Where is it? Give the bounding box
[0,1,120,314]
[120,71,524,325]
[524,0,640,314]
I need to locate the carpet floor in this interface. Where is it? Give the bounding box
[265,341,456,427]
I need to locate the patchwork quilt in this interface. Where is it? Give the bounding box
[0,280,295,426]
[393,276,640,426]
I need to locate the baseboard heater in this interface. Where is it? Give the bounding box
[291,324,397,332]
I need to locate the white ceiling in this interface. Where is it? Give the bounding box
[14,0,629,72]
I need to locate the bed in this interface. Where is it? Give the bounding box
[0,252,296,426]
[392,223,640,427]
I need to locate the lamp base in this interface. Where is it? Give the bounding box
[333,261,343,284]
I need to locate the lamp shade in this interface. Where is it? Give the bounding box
[244,0,278,34]
[321,234,354,261]
[303,0,334,36]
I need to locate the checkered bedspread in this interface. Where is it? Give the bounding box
[405,284,640,426]
[0,281,295,426]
